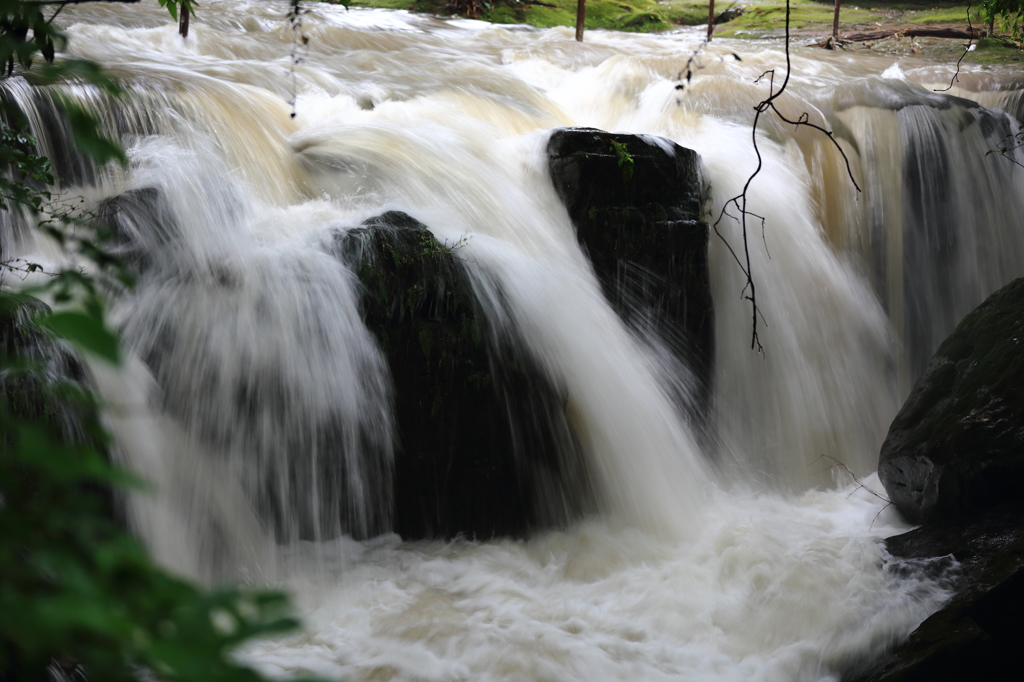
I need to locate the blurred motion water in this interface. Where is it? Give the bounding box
[5,2,1023,679]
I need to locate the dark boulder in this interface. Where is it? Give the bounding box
[856,278,1024,681]
[332,211,590,540]
[846,503,1024,682]
[96,187,179,274]
[546,128,713,422]
[878,277,1024,524]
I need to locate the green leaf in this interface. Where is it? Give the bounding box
[37,310,121,363]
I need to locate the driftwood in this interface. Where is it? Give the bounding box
[841,25,980,42]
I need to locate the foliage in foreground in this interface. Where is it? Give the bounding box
[980,0,1024,39]
[1,2,324,681]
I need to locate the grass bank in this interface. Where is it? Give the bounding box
[323,0,1022,61]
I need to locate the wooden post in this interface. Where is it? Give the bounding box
[707,0,715,41]
[832,0,841,40]
[576,0,585,42]
[180,2,190,38]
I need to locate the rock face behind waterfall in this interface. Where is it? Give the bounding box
[546,128,713,420]
[878,277,1024,523]
[333,211,589,540]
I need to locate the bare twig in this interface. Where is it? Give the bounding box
[1,258,58,280]
[287,0,307,119]
[988,131,1024,169]
[44,2,69,27]
[711,0,861,353]
[814,454,893,529]
[935,2,974,93]
[672,32,742,103]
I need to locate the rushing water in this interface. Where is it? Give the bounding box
[6,1,1024,680]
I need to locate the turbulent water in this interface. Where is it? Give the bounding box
[6,1,1024,680]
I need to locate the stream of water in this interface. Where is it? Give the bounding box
[6,1,1024,680]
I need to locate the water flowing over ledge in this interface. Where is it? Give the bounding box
[5,1,1024,680]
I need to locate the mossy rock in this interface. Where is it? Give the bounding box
[333,211,590,540]
[879,278,1024,523]
[546,128,713,424]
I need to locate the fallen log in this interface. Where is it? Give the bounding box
[841,25,980,42]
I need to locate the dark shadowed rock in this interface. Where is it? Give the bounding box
[878,277,1024,524]
[333,211,591,540]
[546,128,713,424]
[856,279,1024,681]
[846,503,1024,682]
[96,187,179,274]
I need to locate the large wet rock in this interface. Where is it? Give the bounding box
[847,503,1024,682]
[856,279,1024,681]
[878,277,1024,524]
[547,128,713,420]
[333,211,590,540]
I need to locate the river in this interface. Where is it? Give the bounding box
[6,1,1024,680]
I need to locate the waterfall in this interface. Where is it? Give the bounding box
[5,1,1023,679]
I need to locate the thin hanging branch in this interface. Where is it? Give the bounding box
[935,2,974,92]
[711,0,861,353]
[287,0,307,119]
[673,34,742,101]
[814,454,893,528]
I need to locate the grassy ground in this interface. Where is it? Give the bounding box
[321,0,1023,62]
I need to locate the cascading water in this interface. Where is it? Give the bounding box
[5,1,1024,679]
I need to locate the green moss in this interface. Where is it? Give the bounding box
[608,139,635,182]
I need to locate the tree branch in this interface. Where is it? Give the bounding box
[711,0,861,353]
[935,3,974,93]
